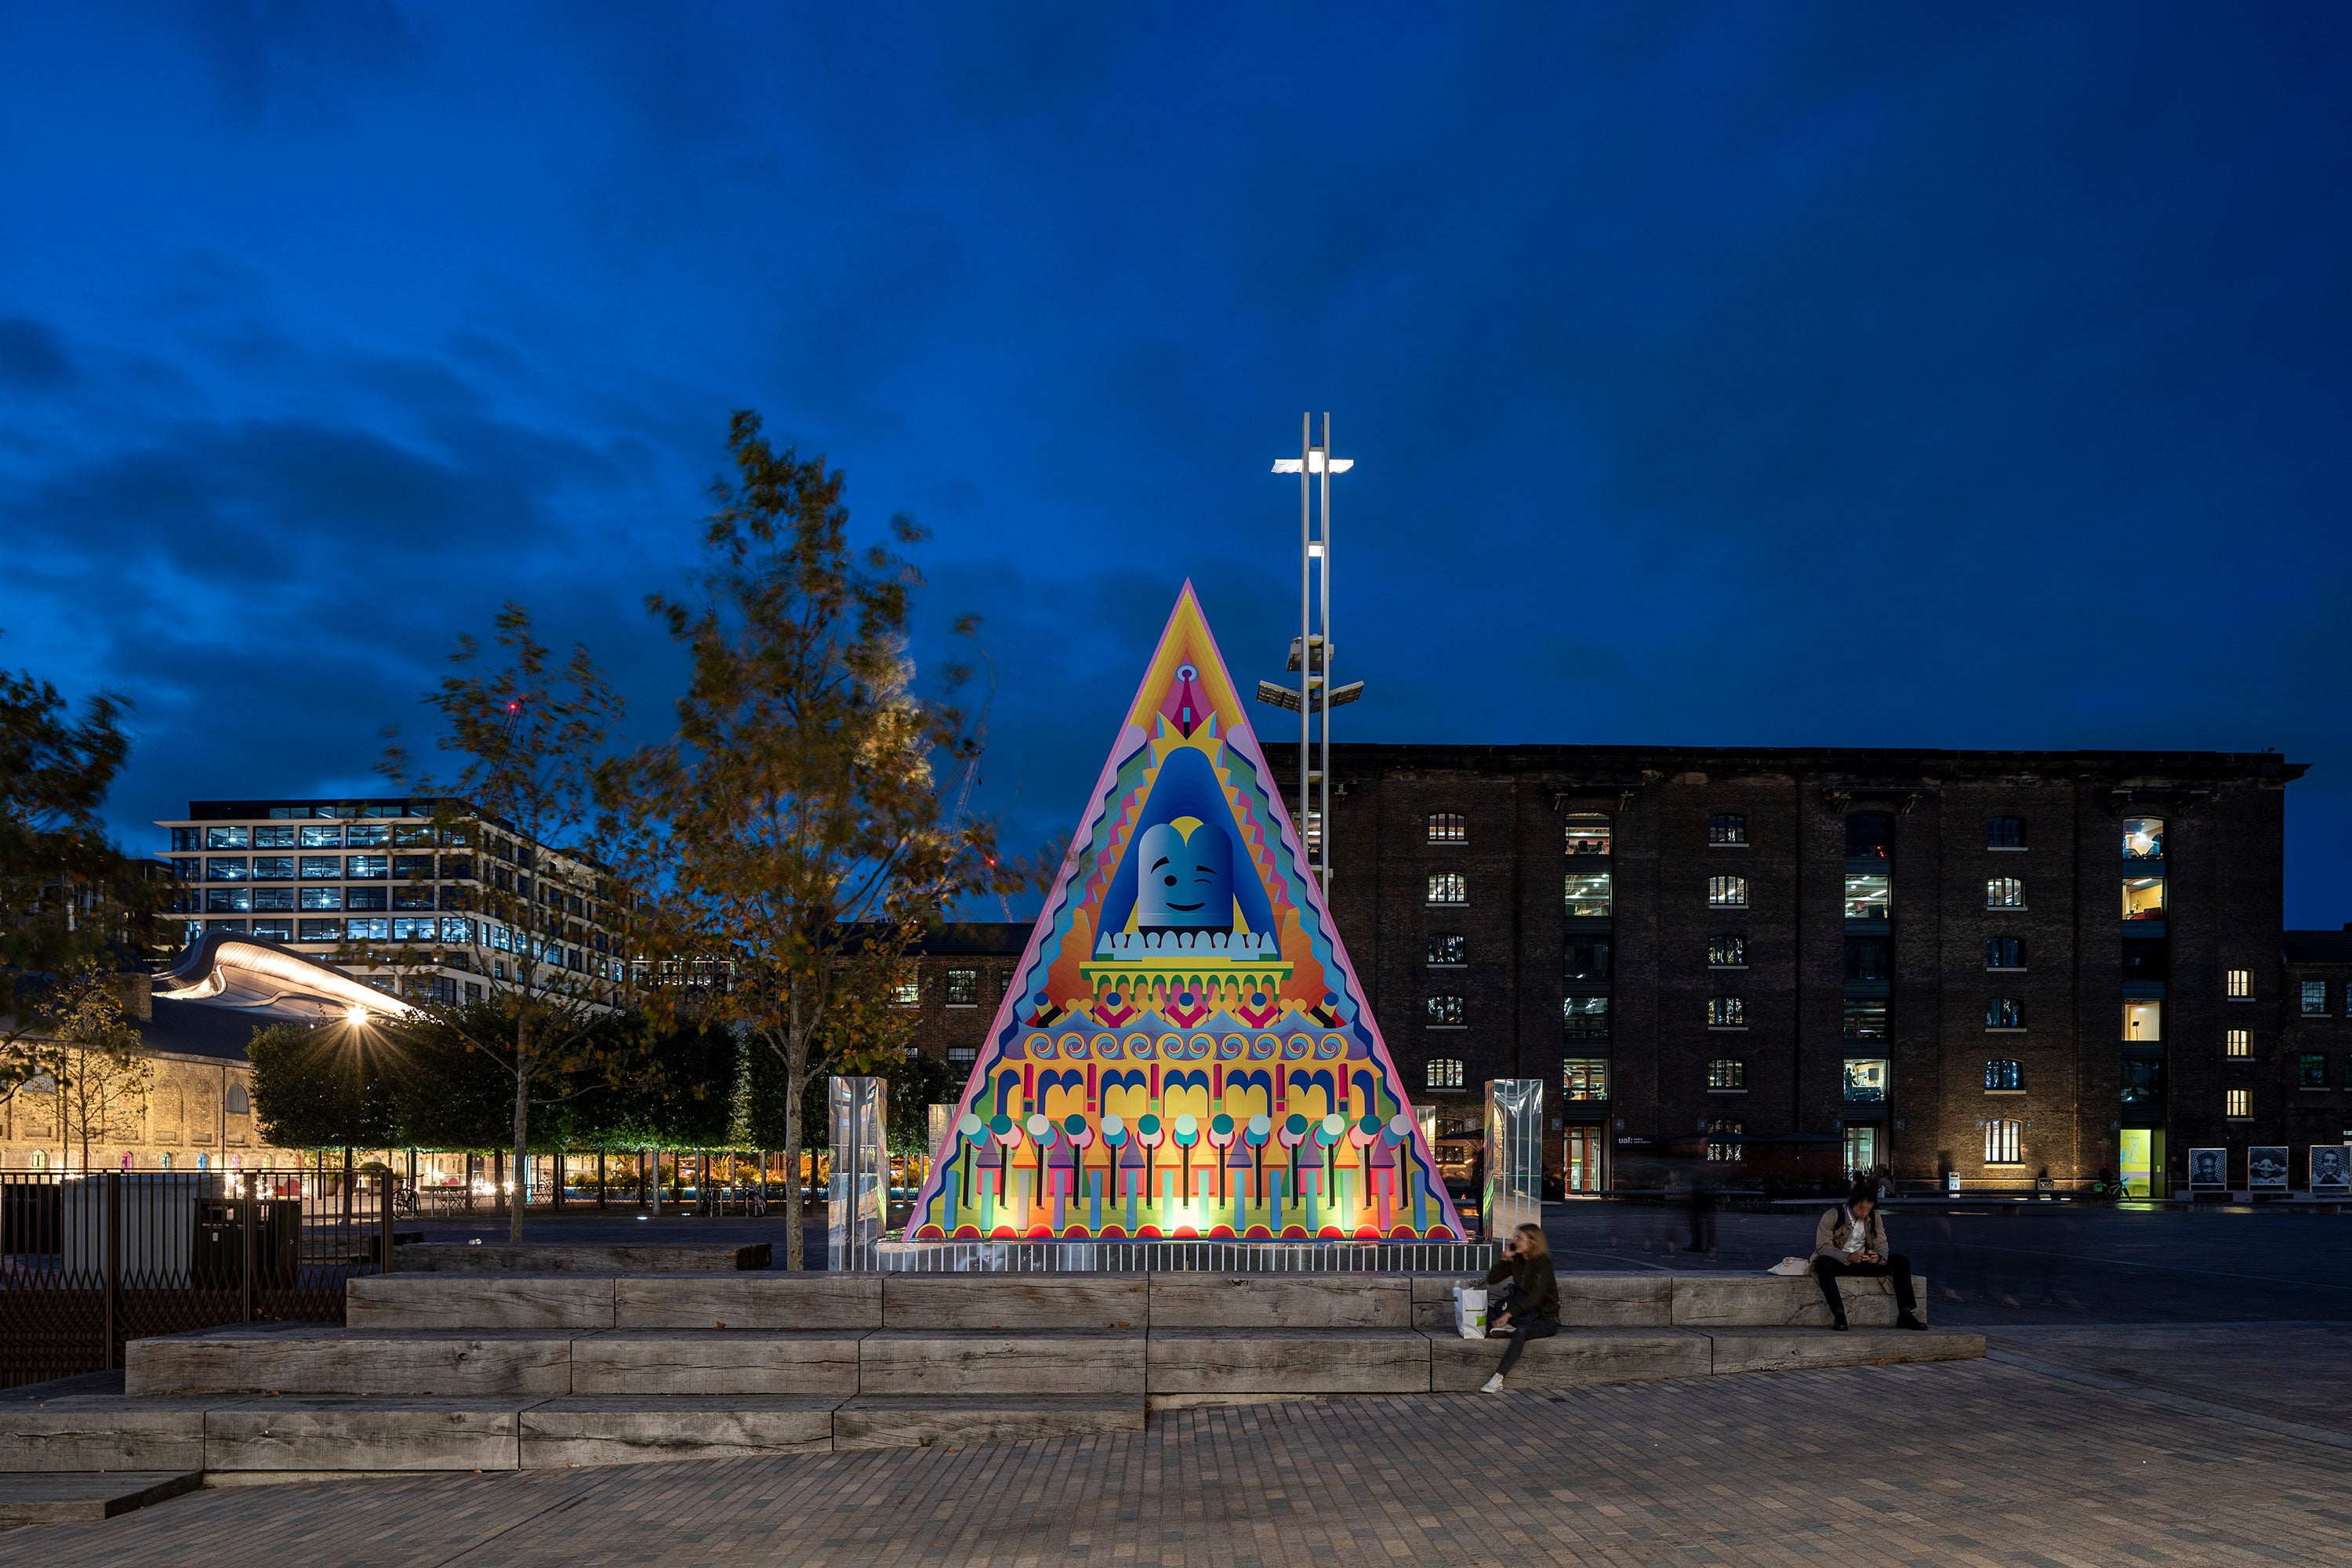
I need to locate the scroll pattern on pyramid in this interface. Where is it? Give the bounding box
[907,583,1465,1240]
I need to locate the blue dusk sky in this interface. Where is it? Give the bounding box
[2,5,2348,924]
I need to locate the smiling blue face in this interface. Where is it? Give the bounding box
[1135,819,1233,931]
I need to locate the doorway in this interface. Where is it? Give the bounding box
[1843,1124,1880,1179]
[2120,1127,2166,1197]
[1564,1124,1607,1192]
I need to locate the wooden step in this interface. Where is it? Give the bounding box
[857,1329,1145,1395]
[1147,1328,1431,1396]
[0,1471,200,1525]
[833,1394,1143,1450]
[1428,1328,1711,1391]
[521,1396,839,1467]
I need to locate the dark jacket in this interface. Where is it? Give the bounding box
[1484,1252,1560,1321]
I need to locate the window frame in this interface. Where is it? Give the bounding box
[1426,1058,1465,1091]
[1707,874,1749,909]
[1563,870,1612,918]
[1986,815,2027,851]
[1986,996,2025,1031]
[1984,1119,2022,1164]
[1562,813,1612,857]
[2226,1087,2252,1120]
[1708,933,1748,969]
[1425,811,1467,846]
[1707,813,1748,847]
[1426,872,1467,906]
[1425,994,1466,1029]
[1984,1058,2024,1093]
[1706,996,1747,1029]
[1985,876,2025,910]
[1705,1057,1747,1092]
[2226,967,2251,1000]
[2302,980,2329,1018]
[2226,1029,2252,1058]
[1428,932,1468,967]
[1561,1058,1610,1101]
[1985,936,2025,971]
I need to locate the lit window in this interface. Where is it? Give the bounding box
[2122,1001,2161,1043]
[299,887,343,911]
[299,824,344,849]
[1986,937,2024,970]
[2227,968,2250,999]
[2122,876,2166,920]
[297,918,342,942]
[251,856,295,881]
[1987,997,2024,1030]
[1426,994,1465,1026]
[1562,995,1610,1039]
[1984,1059,2023,1091]
[1708,813,1746,845]
[2303,981,2329,1017]
[1843,1058,1888,1104]
[205,857,249,882]
[1845,815,1891,859]
[205,887,252,913]
[2301,1054,2328,1088]
[250,919,292,942]
[1707,1058,1746,1090]
[2226,1087,2251,1119]
[347,887,388,912]
[1426,812,1467,845]
[169,827,201,852]
[945,969,978,1007]
[1708,934,1747,967]
[2227,1029,2251,1058]
[252,825,297,849]
[1429,933,1467,966]
[1427,873,1467,906]
[1842,996,1887,1040]
[1984,1120,2022,1163]
[1985,877,2024,910]
[1427,1058,1465,1091]
[205,826,249,850]
[891,975,920,1006]
[299,855,341,880]
[347,917,389,940]
[1563,814,1612,856]
[1708,875,1748,909]
[947,1047,977,1068]
[342,855,387,880]
[2122,816,2165,859]
[1987,815,2026,850]
[344,823,390,848]
[1563,938,1610,980]
[1707,1119,1744,1162]
[1842,874,1889,921]
[1564,872,1611,917]
[1563,1058,1609,1100]
[255,887,295,912]
[1708,996,1746,1028]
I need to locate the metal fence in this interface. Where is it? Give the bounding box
[871,1239,1501,1274]
[0,1171,387,1388]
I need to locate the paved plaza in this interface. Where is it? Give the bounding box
[8,1319,2352,1566]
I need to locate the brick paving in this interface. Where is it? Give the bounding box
[13,1328,2352,1566]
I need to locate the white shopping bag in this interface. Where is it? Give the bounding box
[1767,1256,1810,1276]
[1452,1284,1488,1340]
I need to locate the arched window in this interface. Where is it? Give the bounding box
[1986,877,2024,909]
[1984,1120,2022,1163]
[1425,995,1465,1027]
[1707,996,1746,1028]
[1427,1058,1465,1091]
[1986,997,2024,1029]
[1426,873,1466,906]
[1708,875,1748,908]
[225,1083,250,1116]
[1563,814,1612,856]
[1426,812,1467,845]
[1987,815,2026,850]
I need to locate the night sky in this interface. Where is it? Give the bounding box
[4,6,2348,924]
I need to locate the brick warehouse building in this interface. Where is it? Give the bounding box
[1252,742,2318,1198]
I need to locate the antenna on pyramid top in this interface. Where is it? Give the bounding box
[1259,414,1363,891]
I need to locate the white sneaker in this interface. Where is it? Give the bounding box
[1480,1374,1504,1394]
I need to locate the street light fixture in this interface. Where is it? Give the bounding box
[1256,413,1357,888]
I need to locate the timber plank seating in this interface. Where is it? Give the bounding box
[8,1270,1983,1475]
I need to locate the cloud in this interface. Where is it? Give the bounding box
[0,318,73,389]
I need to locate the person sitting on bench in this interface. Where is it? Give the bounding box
[1813,1187,1926,1332]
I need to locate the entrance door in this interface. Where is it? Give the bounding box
[1843,1124,1880,1179]
[2120,1127,2164,1197]
[1565,1125,1607,1192]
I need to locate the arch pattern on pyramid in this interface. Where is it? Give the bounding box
[907,583,1465,1241]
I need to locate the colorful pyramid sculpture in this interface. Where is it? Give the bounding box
[907,584,1465,1241]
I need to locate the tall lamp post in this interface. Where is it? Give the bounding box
[1256,414,1363,888]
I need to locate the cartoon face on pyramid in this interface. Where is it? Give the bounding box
[906,584,1464,1242]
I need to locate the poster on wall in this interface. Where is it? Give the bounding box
[2309,1145,2350,1196]
[2187,1147,2227,1190]
[2248,1145,2290,1192]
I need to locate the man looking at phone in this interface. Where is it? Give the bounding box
[1812,1188,1927,1332]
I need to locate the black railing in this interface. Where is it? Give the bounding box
[0,1171,387,1388]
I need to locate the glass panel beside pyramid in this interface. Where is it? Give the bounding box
[906,584,1465,1242]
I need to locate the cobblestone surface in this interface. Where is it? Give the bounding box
[13,1327,2352,1566]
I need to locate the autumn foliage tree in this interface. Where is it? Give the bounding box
[603,412,1018,1267]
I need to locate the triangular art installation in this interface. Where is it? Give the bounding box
[907,583,1465,1241]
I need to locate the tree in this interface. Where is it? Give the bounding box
[36,960,148,1171]
[604,412,1018,1267]
[248,1020,397,1151]
[1,636,150,1105]
[378,604,637,1241]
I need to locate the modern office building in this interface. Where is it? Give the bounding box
[1267,741,2309,1196]
[156,797,618,1005]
